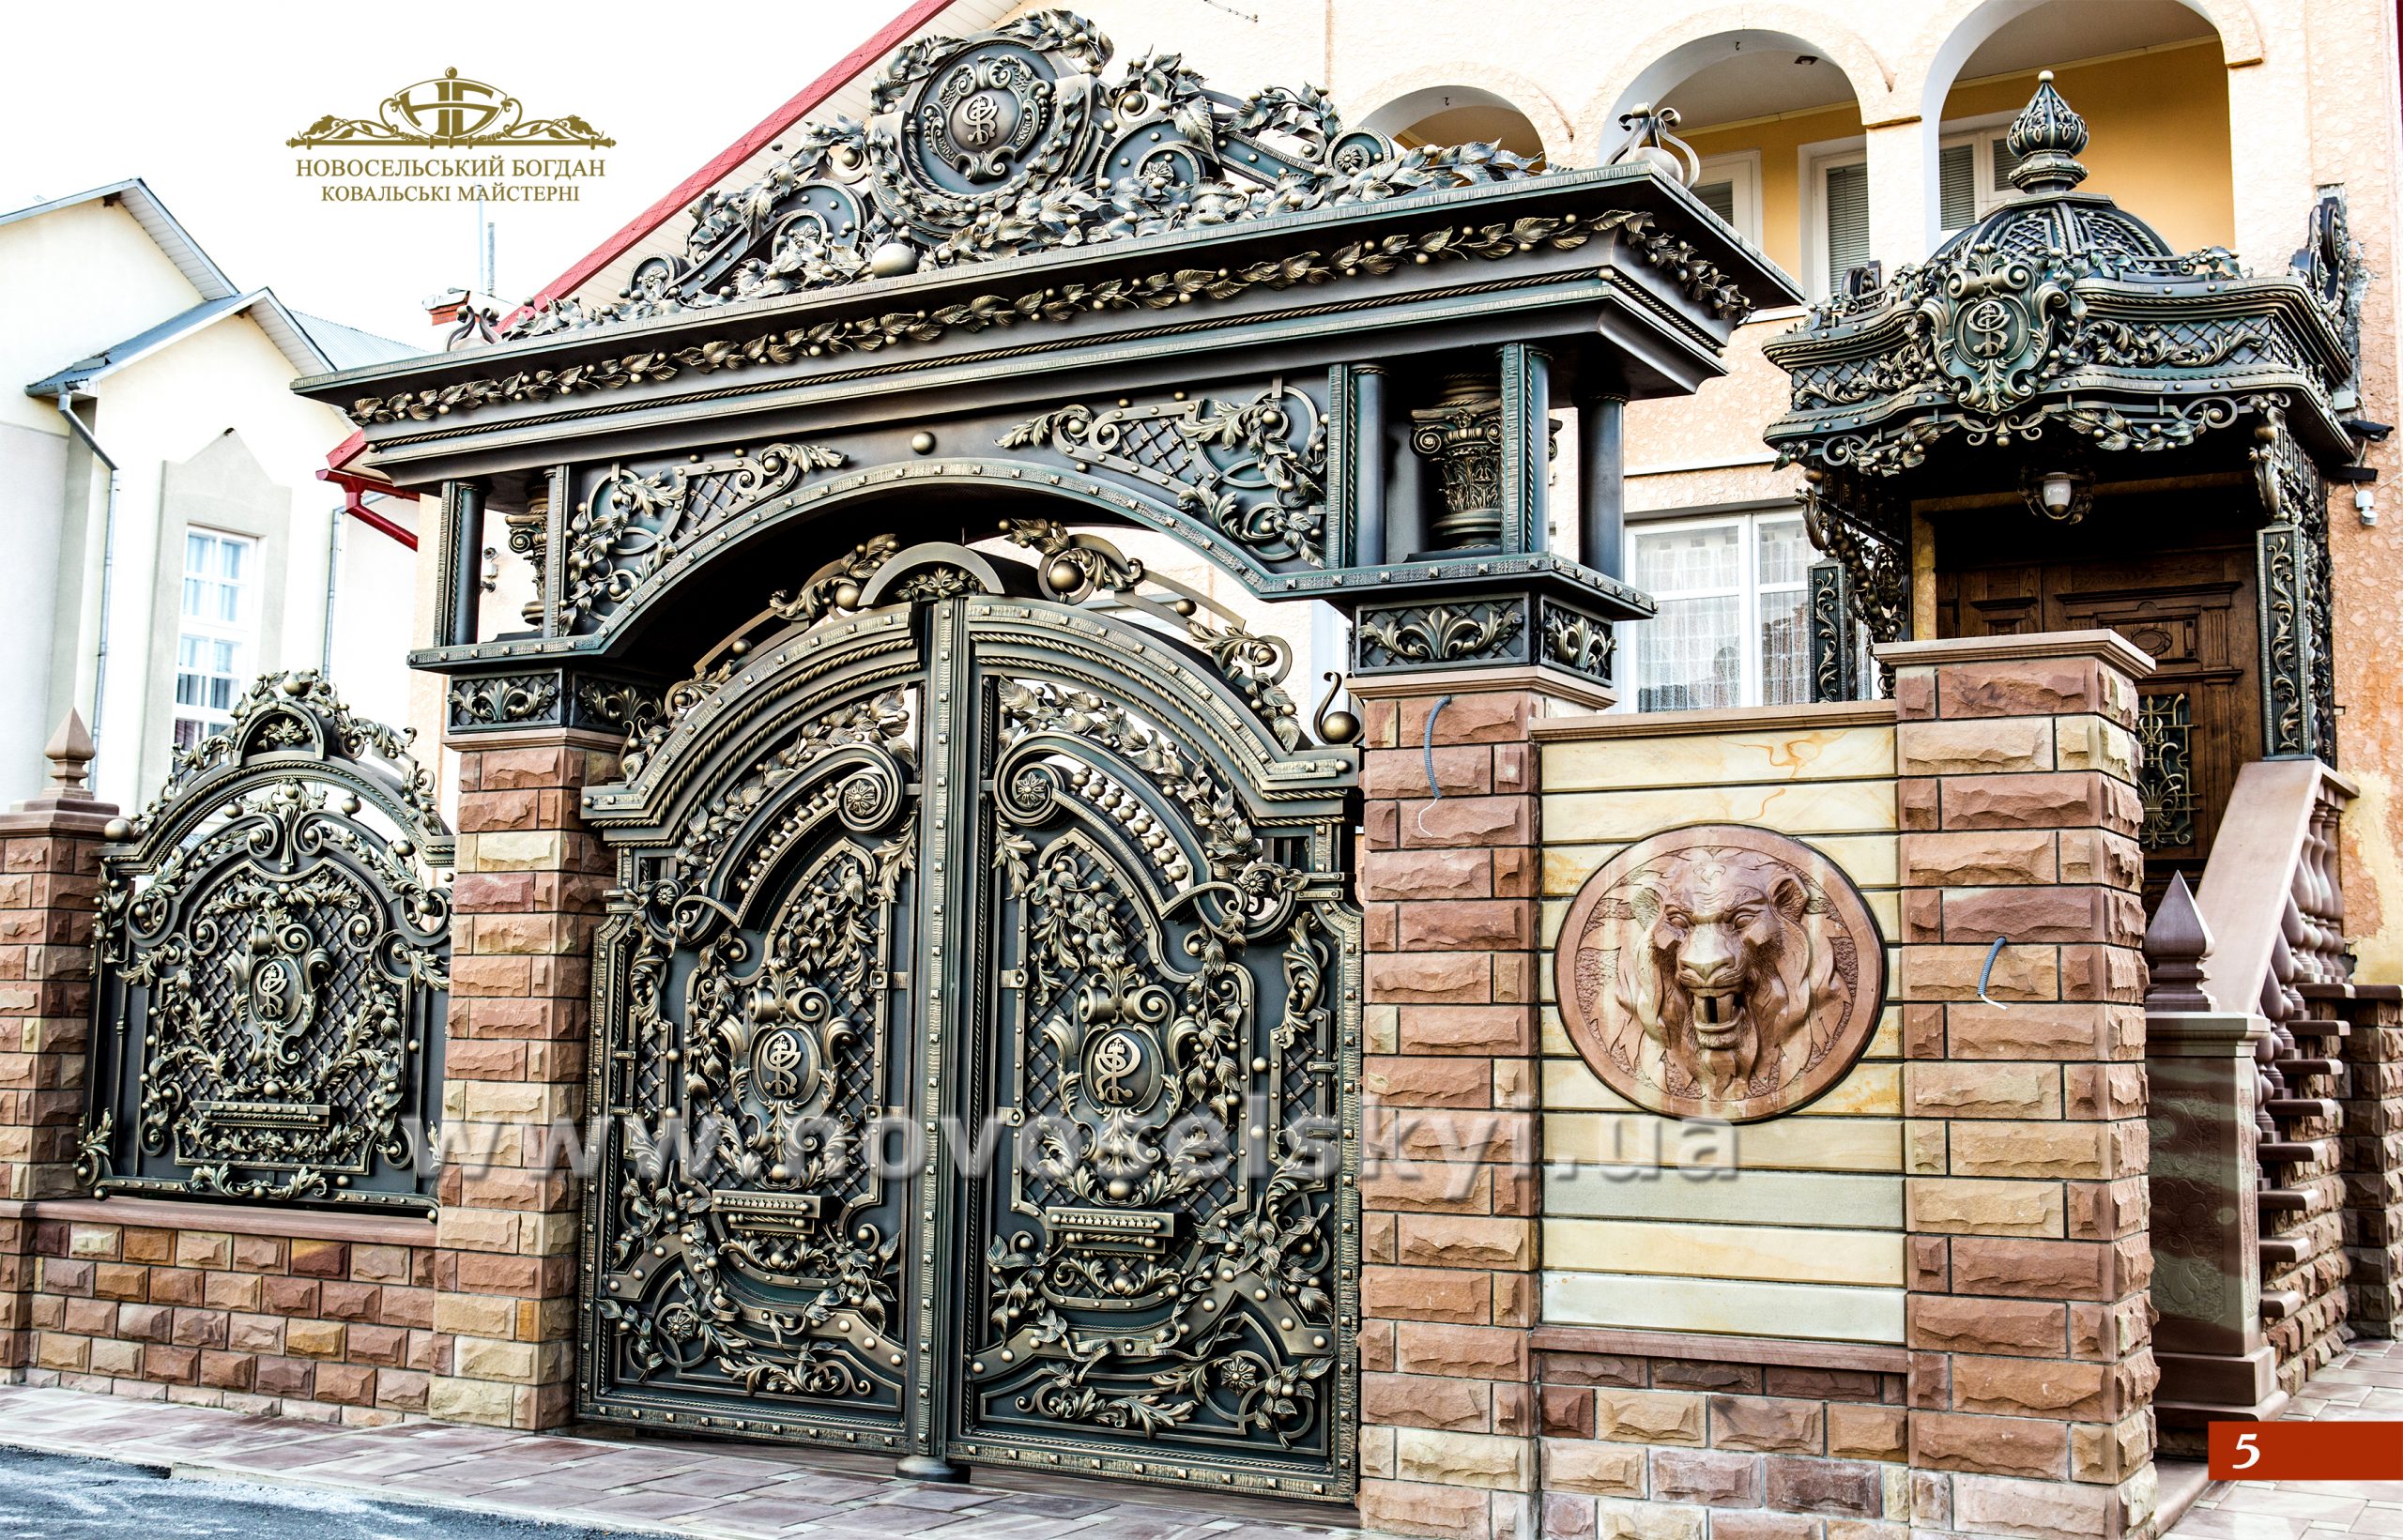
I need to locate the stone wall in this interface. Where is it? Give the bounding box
[1537,701,1905,1346]
[1883,633,2159,1539]
[2333,983,2403,1336]
[428,735,615,1430]
[1352,677,1569,1540]
[14,1199,443,1418]
[1510,633,2163,1540]
[1,725,114,1379]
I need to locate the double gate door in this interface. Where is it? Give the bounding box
[581,585,1359,1501]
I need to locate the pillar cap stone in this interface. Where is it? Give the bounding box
[2,709,119,830]
[1873,629,2156,680]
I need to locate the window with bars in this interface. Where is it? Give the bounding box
[1623,512,1812,712]
[174,529,256,751]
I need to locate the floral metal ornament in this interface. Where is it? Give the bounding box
[1554,825,1885,1123]
[507,10,1539,336]
[80,673,452,1211]
[1766,73,2364,721]
[576,553,1360,1496]
[999,381,1327,565]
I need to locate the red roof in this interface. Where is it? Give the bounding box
[329,0,957,478]
[500,0,960,331]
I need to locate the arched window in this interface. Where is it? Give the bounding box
[1361,85,1548,166]
[1928,0,2233,254]
[1601,31,1868,296]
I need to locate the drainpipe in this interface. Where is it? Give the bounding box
[323,499,344,675]
[54,393,119,782]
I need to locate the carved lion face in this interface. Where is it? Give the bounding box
[1614,850,1839,1100]
[1559,828,1882,1121]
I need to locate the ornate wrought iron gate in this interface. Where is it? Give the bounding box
[79,674,452,1211]
[580,536,1360,1500]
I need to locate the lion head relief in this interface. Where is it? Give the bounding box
[1561,827,1882,1121]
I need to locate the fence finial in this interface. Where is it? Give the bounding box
[41,709,96,798]
[2144,870,2216,1012]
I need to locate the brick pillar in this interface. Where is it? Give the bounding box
[1350,679,1554,1540]
[2328,983,2403,1336]
[0,715,115,1378]
[430,733,615,1428]
[1882,633,2160,1540]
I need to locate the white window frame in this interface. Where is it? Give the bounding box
[1691,150,1763,248]
[1799,136,1870,301]
[1619,509,1814,713]
[174,527,259,750]
[1936,109,2022,242]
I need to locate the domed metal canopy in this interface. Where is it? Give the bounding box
[1765,73,2356,488]
[1932,73,2177,267]
[1759,73,2368,760]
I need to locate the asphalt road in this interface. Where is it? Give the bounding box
[0,1447,610,1540]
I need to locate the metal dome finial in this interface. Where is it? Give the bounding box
[2007,70,2090,193]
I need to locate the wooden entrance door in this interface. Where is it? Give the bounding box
[1934,504,2262,898]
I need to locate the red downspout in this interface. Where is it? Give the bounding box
[320,468,418,549]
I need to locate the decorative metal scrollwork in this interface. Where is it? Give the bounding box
[562,442,848,633]
[507,10,1538,336]
[579,569,1358,1499]
[1355,600,1528,671]
[1797,469,1907,646]
[2136,692,2197,851]
[999,381,1327,566]
[81,673,451,1211]
[2250,404,2336,764]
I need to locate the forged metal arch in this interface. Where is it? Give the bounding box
[78,673,452,1212]
[555,453,1335,654]
[575,544,1360,1496]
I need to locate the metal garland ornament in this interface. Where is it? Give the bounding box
[79,673,452,1211]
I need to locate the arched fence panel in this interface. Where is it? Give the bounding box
[76,673,452,1212]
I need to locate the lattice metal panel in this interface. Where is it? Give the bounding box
[79,674,452,1212]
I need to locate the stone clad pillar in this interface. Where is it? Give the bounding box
[1348,676,1591,1540]
[430,729,617,1429]
[1881,633,2160,1540]
[0,717,115,1377]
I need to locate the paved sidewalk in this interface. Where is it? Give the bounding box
[0,1383,1364,1540]
[2168,1338,2403,1538]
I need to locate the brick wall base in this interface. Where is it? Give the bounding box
[1535,1333,1911,1535]
[14,1198,443,1422]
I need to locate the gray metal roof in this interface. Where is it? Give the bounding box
[24,290,335,397]
[0,178,237,303]
[293,311,423,372]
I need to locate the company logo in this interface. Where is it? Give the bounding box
[287,68,613,148]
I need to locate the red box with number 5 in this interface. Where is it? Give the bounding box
[2209,1422,2403,1480]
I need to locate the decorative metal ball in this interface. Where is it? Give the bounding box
[868,240,920,278]
[833,580,863,609]
[729,637,750,656]
[1318,709,1361,745]
[102,817,132,842]
[909,431,937,454]
[1046,557,1084,593]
